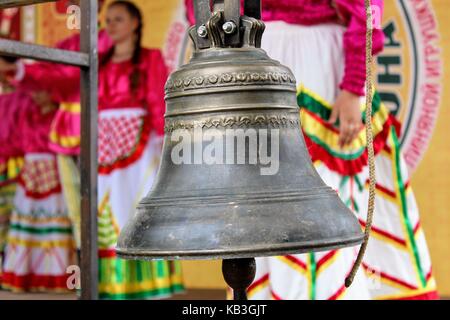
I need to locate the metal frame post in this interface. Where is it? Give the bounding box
[79,0,99,301]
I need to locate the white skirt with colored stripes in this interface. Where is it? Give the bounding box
[249,21,437,300]
[2,153,76,292]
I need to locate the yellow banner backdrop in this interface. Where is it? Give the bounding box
[30,0,449,296]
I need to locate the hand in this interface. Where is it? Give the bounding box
[0,57,17,74]
[328,90,363,148]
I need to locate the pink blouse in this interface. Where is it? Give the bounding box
[185,0,385,96]
[0,91,24,158]
[19,96,56,153]
[98,48,168,135]
[0,90,55,155]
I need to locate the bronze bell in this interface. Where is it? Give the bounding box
[116,0,363,262]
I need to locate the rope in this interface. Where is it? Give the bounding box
[345,0,377,288]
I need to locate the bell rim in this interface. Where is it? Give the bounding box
[116,233,364,261]
[138,186,337,208]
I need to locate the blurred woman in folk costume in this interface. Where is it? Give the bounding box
[0,9,73,291]
[0,60,75,292]
[0,0,184,299]
[186,0,438,300]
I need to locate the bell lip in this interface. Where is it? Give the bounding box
[115,234,364,261]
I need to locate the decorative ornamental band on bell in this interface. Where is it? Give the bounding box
[116,0,364,261]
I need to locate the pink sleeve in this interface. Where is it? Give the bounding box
[147,50,168,136]
[14,34,81,101]
[334,0,385,96]
[185,0,196,25]
[18,63,80,102]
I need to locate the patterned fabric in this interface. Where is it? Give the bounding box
[1,154,76,293]
[249,22,438,300]
[298,87,398,176]
[18,157,61,198]
[250,250,370,300]
[354,130,437,299]
[97,192,184,300]
[98,111,151,173]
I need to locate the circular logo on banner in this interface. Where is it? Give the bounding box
[377,0,443,173]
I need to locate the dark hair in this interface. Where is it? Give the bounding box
[101,0,143,91]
